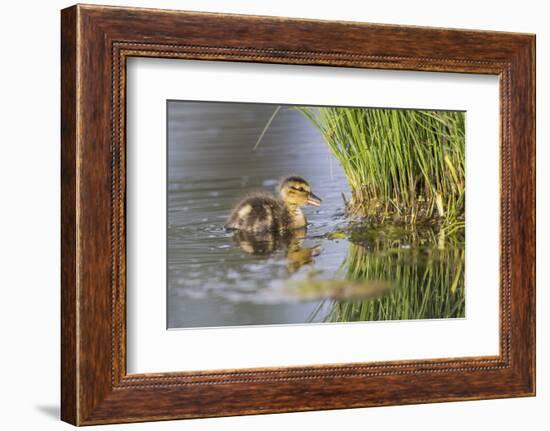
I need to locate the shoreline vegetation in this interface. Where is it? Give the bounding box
[298,107,465,232]
[254,105,465,232]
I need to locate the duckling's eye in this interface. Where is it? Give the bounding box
[292,186,306,193]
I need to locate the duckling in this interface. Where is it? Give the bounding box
[225,176,322,233]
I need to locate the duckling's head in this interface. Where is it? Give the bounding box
[279,176,322,208]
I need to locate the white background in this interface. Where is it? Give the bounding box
[0,0,547,430]
[127,59,500,373]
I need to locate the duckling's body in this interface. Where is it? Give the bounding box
[225,176,321,233]
[225,193,294,233]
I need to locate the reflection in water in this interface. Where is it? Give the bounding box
[232,228,321,273]
[167,101,465,328]
[311,226,465,323]
[287,278,395,301]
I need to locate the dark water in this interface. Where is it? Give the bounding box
[167,101,465,328]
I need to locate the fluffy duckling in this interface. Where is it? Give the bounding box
[225,176,322,233]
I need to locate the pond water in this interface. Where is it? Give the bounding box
[167,101,465,328]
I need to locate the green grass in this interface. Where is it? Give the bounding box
[299,107,465,230]
[308,224,465,323]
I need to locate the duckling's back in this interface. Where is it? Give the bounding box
[225,193,290,233]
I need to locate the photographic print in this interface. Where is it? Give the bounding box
[167,101,465,328]
[61,7,536,423]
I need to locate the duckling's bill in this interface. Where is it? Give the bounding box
[307,192,322,207]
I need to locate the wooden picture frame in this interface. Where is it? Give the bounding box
[61,4,535,425]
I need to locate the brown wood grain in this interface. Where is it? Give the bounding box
[61,4,536,425]
[60,5,78,425]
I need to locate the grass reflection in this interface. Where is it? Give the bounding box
[308,224,465,322]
